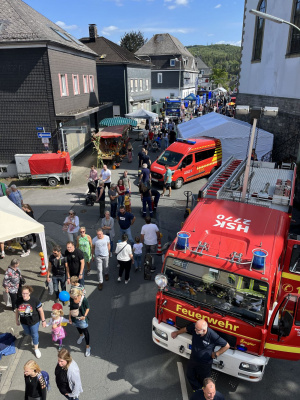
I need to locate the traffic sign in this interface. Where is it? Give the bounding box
[37,132,51,138]
[36,127,45,131]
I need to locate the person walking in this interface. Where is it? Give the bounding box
[24,360,47,400]
[96,181,105,218]
[99,164,111,191]
[139,182,153,218]
[189,377,225,400]
[3,258,23,312]
[133,237,143,272]
[161,165,172,197]
[143,149,151,169]
[116,234,134,284]
[117,206,135,245]
[63,211,80,242]
[76,228,92,276]
[171,319,229,391]
[139,163,151,185]
[92,229,110,290]
[65,242,85,287]
[101,211,115,256]
[140,217,160,272]
[47,246,67,302]
[138,148,146,168]
[16,286,47,359]
[8,184,23,208]
[55,348,83,399]
[117,178,125,209]
[69,288,91,357]
[108,184,118,218]
[127,142,133,163]
[122,170,131,192]
[150,188,160,210]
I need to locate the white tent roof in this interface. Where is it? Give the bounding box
[125,109,158,119]
[0,197,48,266]
[177,113,274,162]
[213,87,227,93]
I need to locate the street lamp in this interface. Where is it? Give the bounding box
[235,106,278,202]
[249,9,300,32]
[175,58,182,98]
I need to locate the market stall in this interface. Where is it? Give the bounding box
[92,125,131,167]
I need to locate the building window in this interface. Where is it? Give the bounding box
[252,0,266,61]
[135,79,138,92]
[157,73,162,84]
[72,74,80,95]
[89,75,94,92]
[170,59,175,66]
[200,69,205,75]
[130,79,134,92]
[58,74,69,97]
[145,79,149,91]
[83,75,89,93]
[290,0,300,54]
[139,79,143,91]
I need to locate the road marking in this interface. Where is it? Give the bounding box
[177,361,189,400]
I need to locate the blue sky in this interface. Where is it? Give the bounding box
[27,0,244,47]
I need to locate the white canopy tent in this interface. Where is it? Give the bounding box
[177,113,274,162]
[125,109,158,119]
[0,197,48,267]
[213,87,227,93]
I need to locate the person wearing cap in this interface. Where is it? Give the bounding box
[139,163,151,185]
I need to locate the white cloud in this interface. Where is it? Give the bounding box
[101,25,119,36]
[165,0,190,9]
[214,4,221,8]
[216,40,241,46]
[55,21,79,31]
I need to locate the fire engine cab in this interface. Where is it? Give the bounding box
[153,157,300,381]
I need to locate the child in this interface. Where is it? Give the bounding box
[133,237,143,272]
[70,276,86,297]
[47,308,68,350]
[124,190,131,213]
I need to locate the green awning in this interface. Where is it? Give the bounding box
[99,117,137,127]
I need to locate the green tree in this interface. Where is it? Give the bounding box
[210,68,228,89]
[120,31,147,53]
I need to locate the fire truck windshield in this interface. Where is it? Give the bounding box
[157,150,183,167]
[163,257,269,325]
[166,101,181,109]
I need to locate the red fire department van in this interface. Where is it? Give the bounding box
[153,157,300,381]
[150,137,222,189]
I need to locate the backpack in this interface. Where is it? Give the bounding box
[38,370,50,391]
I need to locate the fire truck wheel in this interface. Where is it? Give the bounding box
[48,177,58,187]
[174,178,183,189]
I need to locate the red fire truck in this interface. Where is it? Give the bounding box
[153,157,300,381]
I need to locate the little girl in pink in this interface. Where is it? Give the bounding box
[47,309,68,350]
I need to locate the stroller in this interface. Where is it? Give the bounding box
[86,179,97,206]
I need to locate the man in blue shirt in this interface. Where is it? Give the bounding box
[171,319,229,391]
[190,377,225,400]
[8,185,23,208]
[117,206,135,245]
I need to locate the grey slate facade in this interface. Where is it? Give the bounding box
[80,26,152,116]
[0,0,111,171]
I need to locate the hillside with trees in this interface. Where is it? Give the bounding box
[186,44,241,78]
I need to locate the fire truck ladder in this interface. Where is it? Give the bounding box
[201,156,246,199]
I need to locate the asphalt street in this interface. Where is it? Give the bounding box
[1,139,300,400]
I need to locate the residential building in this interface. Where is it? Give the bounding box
[195,57,212,91]
[0,0,112,176]
[80,25,152,116]
[135,33,199,101]
[237,0,300,162]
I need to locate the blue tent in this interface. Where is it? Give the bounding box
[184,93,197,101]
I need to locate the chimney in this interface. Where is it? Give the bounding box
[89,24,97,41]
